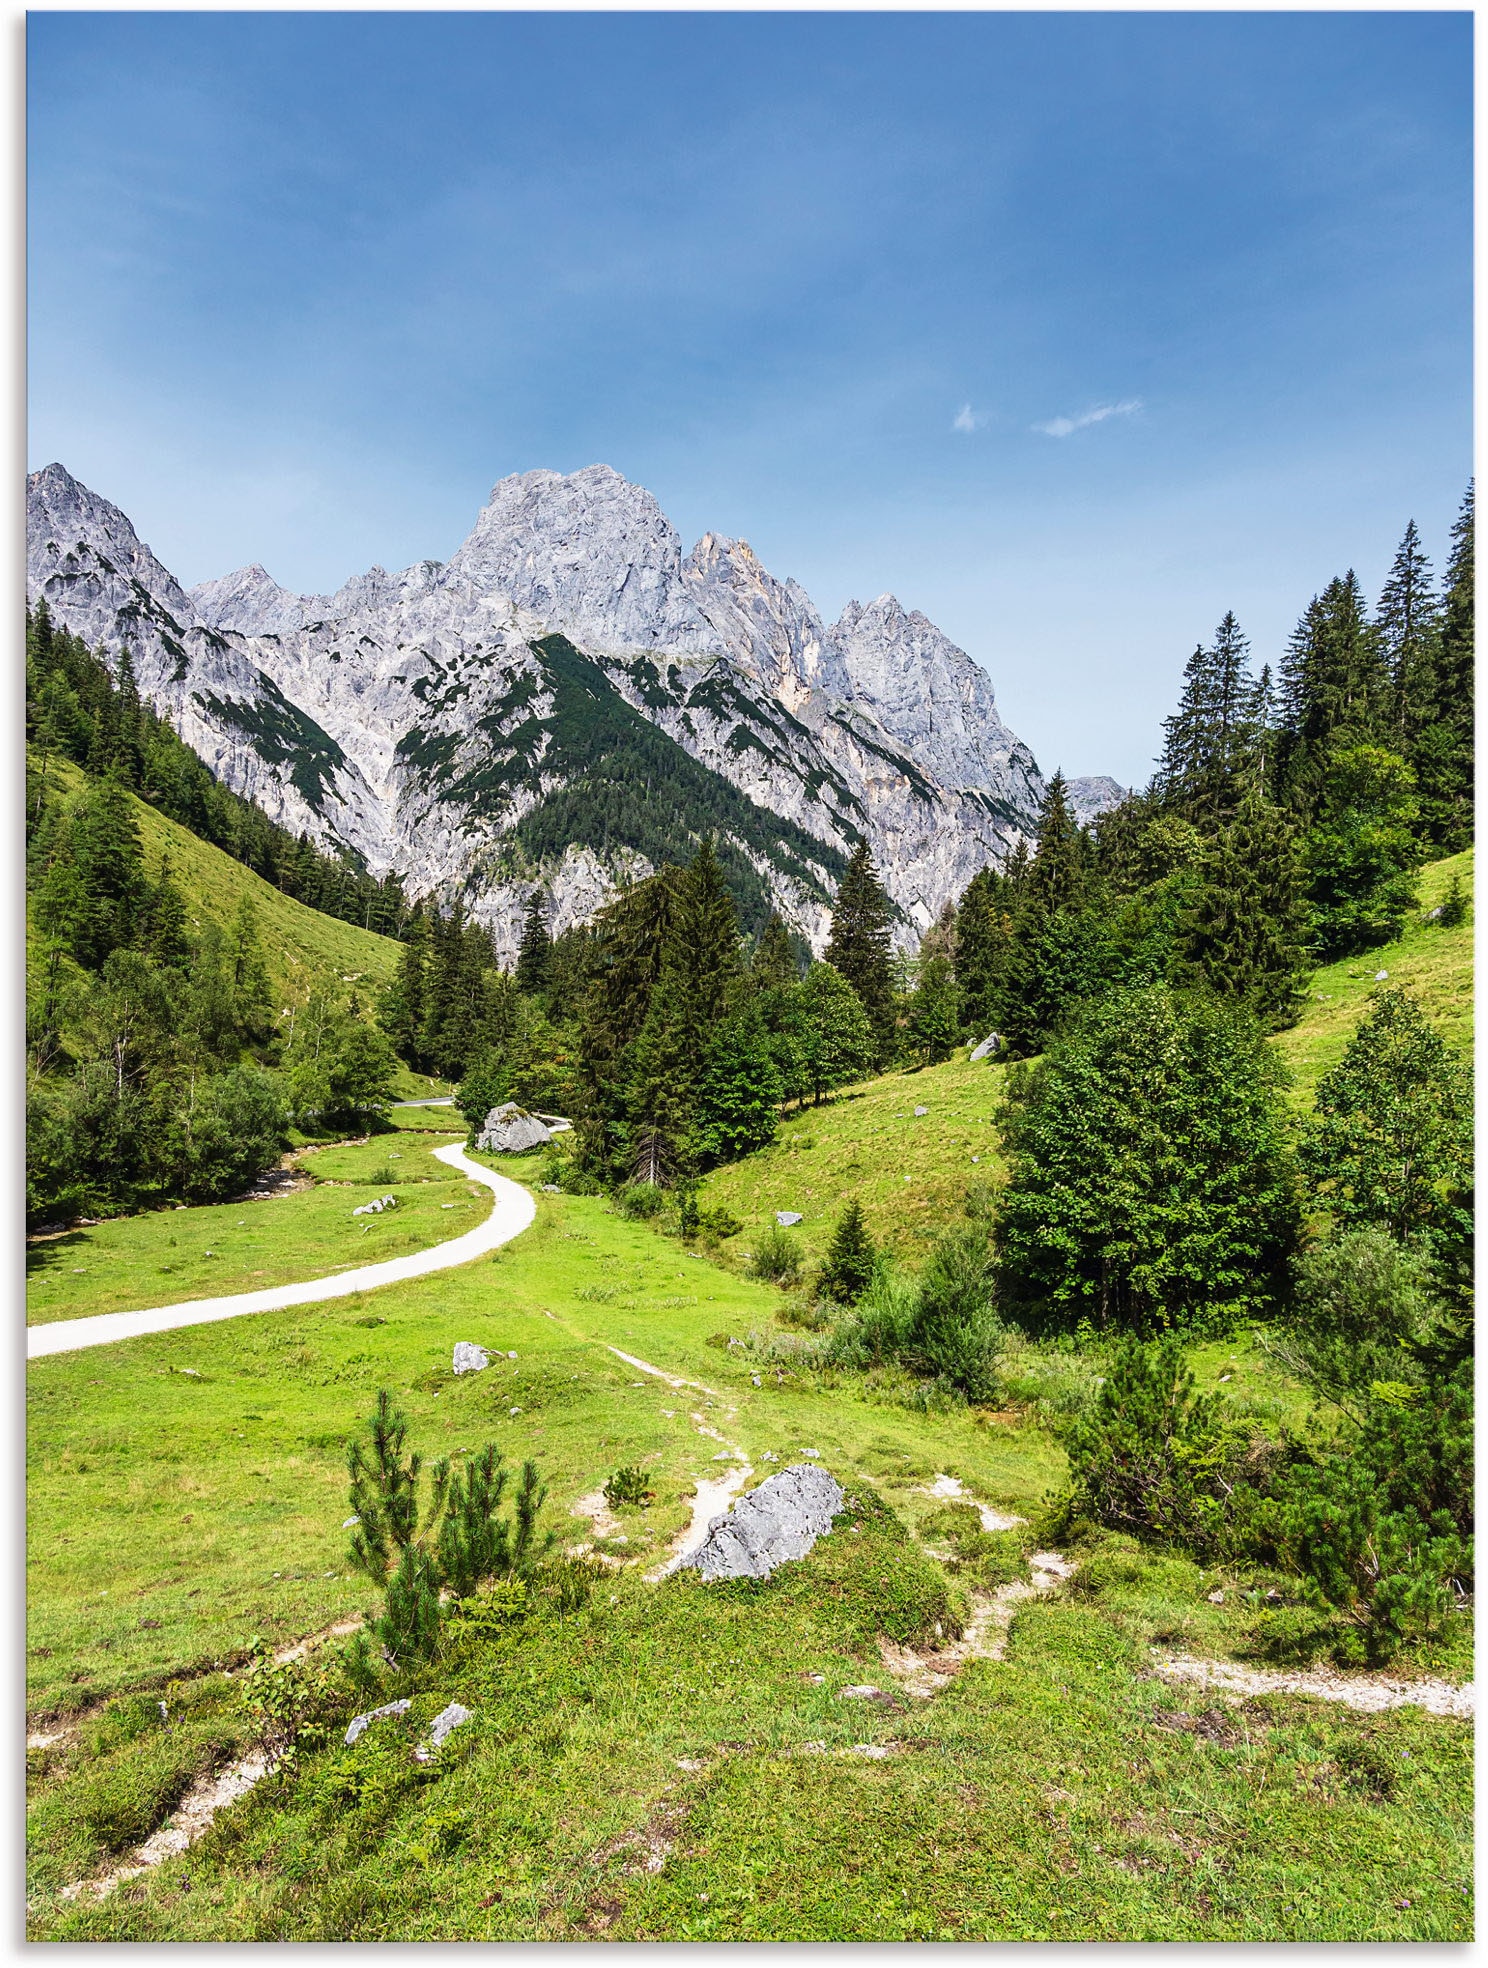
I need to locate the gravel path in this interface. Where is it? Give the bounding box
[26,1144,535,1359]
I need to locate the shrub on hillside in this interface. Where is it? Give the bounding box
[346,1391,554,1668]
[750,1223,803,1285]
[901,1223,1003,1402]
[1273,1227,1443,1413]
[994,986,1300,1336]
[1058,1334,1256,1556]
[615,1180,667,1220]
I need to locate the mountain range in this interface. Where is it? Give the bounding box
[26,461,1123,953]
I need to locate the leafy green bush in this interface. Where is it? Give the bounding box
[697,1203,743,1239]
[749,1224,803,1285]
[238,1635,346,1763]
[995,987,1300,1337]
[1275,1227,1442,1412]
[615,1180,667,1220]
[919,1504,1026,1587]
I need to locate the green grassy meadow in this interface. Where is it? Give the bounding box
[24,856,1474,1939]
[26,1128,476,1325]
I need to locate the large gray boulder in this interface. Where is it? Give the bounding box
[682,1464,846,1582]
[476,1102,553,1154]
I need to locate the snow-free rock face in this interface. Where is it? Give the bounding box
[831,594,1042,805]
[28,461,1080,955]
[682,1464,847,1581]
[1065,774,1128,826]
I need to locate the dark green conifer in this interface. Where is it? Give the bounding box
[953,865,1012,1038]
[141,854,192,970]
[514,890,552,995]
[825,842,896,1064]
[1375,519,1441,753]
[1176,793,1309,1030]
[751,913,798,994]
[817,1198,877,1305]
[907,952,961,1064]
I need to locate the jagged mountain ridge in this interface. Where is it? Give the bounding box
[28,460,1062,954]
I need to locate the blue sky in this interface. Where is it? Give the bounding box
[28,11,1471,787]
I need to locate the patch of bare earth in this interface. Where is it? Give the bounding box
[1149,1652,1474,1719]
[59,1750,270,1904]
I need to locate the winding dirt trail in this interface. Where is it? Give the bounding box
[28,1143,535,1359]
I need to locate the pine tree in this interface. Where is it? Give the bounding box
[696,1000,783,1164]
[514,890,552,995]
[953,865,1012,1039]
[380,908,429,1069]
[818,1199,877,1305]
[140,855,192,970]
[907,952,961,1064]
[751,913,798,994]
[1413,484,1474,849]
[1375,520,1441,752]
[1276,574,1391,814]
[1304,742,1422,959]
[34,772,149,971]
[1156,616,1263,824]
[1022,772,1085,915]
[623,968,694,1185]
[1301,988,1472,1263]
[673,839,742,1041]
[796,961,876,1104]
[990,774,1106,1057]
[1176,793,1309,1030]
[824,842,896,1065]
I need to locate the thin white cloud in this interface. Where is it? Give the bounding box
[952,402,985,433]
[1034,398,1143,439]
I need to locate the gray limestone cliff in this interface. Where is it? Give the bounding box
[27,461,1096,956]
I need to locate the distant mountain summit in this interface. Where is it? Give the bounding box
[28,460,1063,953]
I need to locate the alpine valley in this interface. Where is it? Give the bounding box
[26,462,1122,954]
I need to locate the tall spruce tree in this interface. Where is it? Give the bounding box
[1275,573,1390,815]
[1413,483,1474,849]
[514,890,552,995]
[750,913,798,994]
[824,842,896,1065]
[991,773,1107,1057]
[671,838,743,1076]
[1375,519,1441,753]
[1156,615,1263,825]
[1176,792,1309,1030]
[954,865,1013,1039]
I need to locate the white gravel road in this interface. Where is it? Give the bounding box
[27,1143,534,1359]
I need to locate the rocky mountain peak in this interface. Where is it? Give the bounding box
[830,592,1034,800]
[446,463,724,662]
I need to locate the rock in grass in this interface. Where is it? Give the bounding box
[476,1103,553,1153]
[969,1032,1001,1062]
[682,1464,846,1582]
[914,1105,928,1117]
[427,1702,473,1750]
[345,1699,411,1745]
[775,1211,803,1227]
[453,1342,491,1375]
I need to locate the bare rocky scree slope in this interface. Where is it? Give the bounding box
[28,462,1124,953]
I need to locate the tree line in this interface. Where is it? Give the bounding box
[26,601,412,940]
